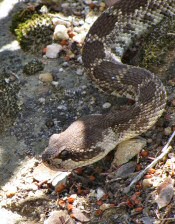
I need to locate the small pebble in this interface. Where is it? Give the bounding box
[102,102,111,109]
[96,187,105,200]
[62,62,69,67]
[82,90,86,95]
[85,14,98,24]
[39,73,53,83]
[100,203,111,211]
[73,26,81,33]
[53,24,69,40]
[164,127,172,136]
[52,17,71,27]
[40,214,46,222]
[100,2,106,7]
[52,81,59,87]
[38,97,46,104]
[73,32,86,43]
[142,179,153,188]
[57,105,67,110]
[171,99,175,106]
[59,68,64,72]
[26,183,38,191]
[40,5,48,14]
[45,44,62,59]
[76,68,84,76]
[77,56,83,63]
[84,0,92,4]
[147,138,152,143]
[79,19,84,25]
[82,85,87,90]
[99,2,106,11]
[168,78,175,86]
[52,171,71,189]
[61,3,69,8]
[6,186,17,198]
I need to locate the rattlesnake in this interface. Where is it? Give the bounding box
[42,0,175,170]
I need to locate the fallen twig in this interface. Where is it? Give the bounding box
[124,131,175,193]
[160,204,173,224]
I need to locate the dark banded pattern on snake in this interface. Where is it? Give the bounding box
[42,0,175,170]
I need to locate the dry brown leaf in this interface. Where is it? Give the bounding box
[71,208,90,222]
[155,177,174,209]
[44,211,74,224]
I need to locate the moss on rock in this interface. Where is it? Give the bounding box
[23,59,44,75]
[139,17,175,72]
[12,13,54,53]
[0,70,20,132]
[123,17,175,77]
[10,8,36,34]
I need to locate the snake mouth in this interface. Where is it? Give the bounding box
[42,149,55,169]
[42,145,73,171]
[42,153,66,171]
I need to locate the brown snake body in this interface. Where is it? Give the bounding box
[42,0,175,170]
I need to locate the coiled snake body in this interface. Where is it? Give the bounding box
[42,0,175,170]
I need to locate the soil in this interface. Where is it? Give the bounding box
[0,1,175,224]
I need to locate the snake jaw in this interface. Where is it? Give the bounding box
[42,133,70,170]
[42,143,85,171]
[42,122,86,170]
[42,146,75,171]
[42,146,65,171]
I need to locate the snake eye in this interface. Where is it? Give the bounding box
[59,150,70,161]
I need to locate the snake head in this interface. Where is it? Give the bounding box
[42,133,70,171]
[42,115,117,171]
[42,117,100,171]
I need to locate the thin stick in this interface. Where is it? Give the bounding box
[124,131,175,194]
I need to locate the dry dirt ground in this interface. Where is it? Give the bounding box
[0,1,175,223]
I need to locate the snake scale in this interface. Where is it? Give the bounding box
[42,0,175,170]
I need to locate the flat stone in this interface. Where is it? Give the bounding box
[0,208,22,224]
[113,161,137,178]
[53,24,69,40]
[112,137,147,166]
[44,210,75,224]
[102,102,111,109]
[33,163,58,182]
[45,44,63,59]
[39,72,53,83]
